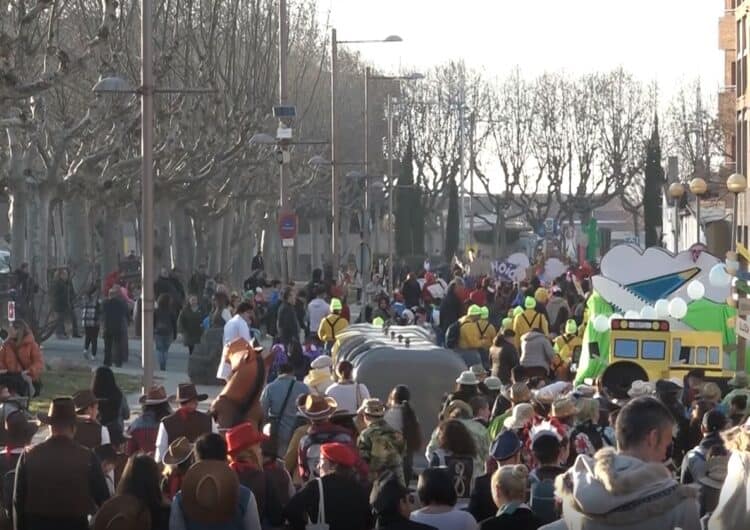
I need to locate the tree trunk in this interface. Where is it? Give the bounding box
[28,187,52,290]
[632,211,640,244]
[220,212,233,279]
[100,207,120,279]
[172,205,194,273]
[9,190,27,268]
[192,214,207,269]
[154,200,172,271]
[64,197,90,292]
[208,216,224,278]
[52,201,65,267]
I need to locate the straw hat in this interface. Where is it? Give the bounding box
[455,371,479,386]
[304,368,333,390]
[503,403,535,430]
[627,380,655,399]
[181,461,240,524]
[296,394,337,420]
[550,397,578,419]
[92,494,152,530]
[470,364,488,377]
[139,385,169,405]
[162,436,193,466]
[510,382,531,403]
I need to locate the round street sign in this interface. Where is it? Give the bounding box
[278,212,298,239]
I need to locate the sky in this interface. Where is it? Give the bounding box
[318,0,726,99]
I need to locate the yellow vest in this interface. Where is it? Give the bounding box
[318,313,349,344]
[554,334,582,363]
[512,309,549,348]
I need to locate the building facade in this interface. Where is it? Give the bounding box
[729,0,750,245]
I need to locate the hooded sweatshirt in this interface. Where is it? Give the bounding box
[555,448,700,530]
[519,331,555,370]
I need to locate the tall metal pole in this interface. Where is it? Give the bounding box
[361,67,371,307]
[696,196,701,244]
[330,28,340,276]
[387,96,394,292]
[279,0,289,284]
[457,76,466,254]
[140,0,155,390]
[733,192,740,252]
[468,111,475,249]
[673,201,680,253]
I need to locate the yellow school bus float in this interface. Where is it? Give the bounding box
[601,319,731,398]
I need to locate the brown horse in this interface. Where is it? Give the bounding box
[210,338,272,429]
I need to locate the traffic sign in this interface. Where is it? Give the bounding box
[7,301,14,322]
[282,238,295,248]
[278,212,297,239]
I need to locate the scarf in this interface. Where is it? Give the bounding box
[177,407,191,420]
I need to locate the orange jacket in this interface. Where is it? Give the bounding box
[0,334,44,380]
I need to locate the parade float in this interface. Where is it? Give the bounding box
[575,244,742,393]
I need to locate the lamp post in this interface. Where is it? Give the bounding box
[668,182,685,253]
[330,30,401,278]
[728,173,748,252]
[689,177,707,245]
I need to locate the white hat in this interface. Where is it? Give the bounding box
[627,380,655,398]
[484,376,502,391]
[455,370,479,386]
[503,403,535,430]
[531,420,564,443]
[310,355,333,370]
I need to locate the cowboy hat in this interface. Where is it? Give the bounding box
[455,371,479,386]
[304,368,333,390]
[92,494,152,530]
[226,422,268,456]
[38,397,77,426]
[181,460,240,524]
[5,410,38,446]
[170,383,208,404]
[503,403,535,431]
[296,394,337,420]
[163,436,194,466]
[550,397,578,419]
[139,385,169,405]
[510,382,531,403]
[72,389,104,413]
[358,398,386,417]
[729,372,749,389]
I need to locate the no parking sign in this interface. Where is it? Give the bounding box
[7,301,15,322]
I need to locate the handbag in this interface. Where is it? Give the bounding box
[306,478,329,530]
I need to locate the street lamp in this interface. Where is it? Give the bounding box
[689,177,707,244]
[668,182,685,253]
[330,28,402,276]
[727,173,747,252]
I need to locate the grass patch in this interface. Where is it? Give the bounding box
[28,370,142,416]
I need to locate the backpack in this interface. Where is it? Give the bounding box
[529,468,559,524]
[302,430,352,480]
[445,321,461,349]
[1,469,14,520]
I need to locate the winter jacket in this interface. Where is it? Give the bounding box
[708,450,750,529]
[439,291,464,334]
[177,305,204,346]
[153,306,176,338]
[489,339,519,384]
[512,309,549,348]
[520,331,555,371]
[555,448,700,530]
[0,334,44,380]
[50,278,75,313]
[101,296,129,333]
[457,317,483,350]
[318,313,349,344]
[546,296,569,334]
[276,302,300,343]
[680,432,724,485]
[401,278,422,308]
[81,297,101,328]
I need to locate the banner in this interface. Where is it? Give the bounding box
[491,253,530,282]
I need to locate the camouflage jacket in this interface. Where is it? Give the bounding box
[357,419,405,484]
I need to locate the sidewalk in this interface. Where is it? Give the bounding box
[41,335,222,411]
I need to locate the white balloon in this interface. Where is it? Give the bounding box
[686,280,705,301]
[624,310,640,319]
[593,314,610,333]
[668,297,688,319]
[640,306,657,319]
[654,299,670,318]
[709,264,731,287]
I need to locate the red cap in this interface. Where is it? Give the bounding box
[320,442,357,467]
[226,422,268,455]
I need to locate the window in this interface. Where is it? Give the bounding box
[696,347,708,365]
[642,340,666,360]
[709,347,720,365]
[613,339,638,359]
[672,339,683,363]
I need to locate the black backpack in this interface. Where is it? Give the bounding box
[445,321,461,349]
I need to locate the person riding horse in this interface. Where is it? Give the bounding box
[210,337,272,429]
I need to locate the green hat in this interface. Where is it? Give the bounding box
[565,319,578,335]
[512,306,523,317]
[524,296,536,310]
[480,307,489,319]
[502,317,513,330]
[468,305,482,317]
[372,316,384,327]
[330,298,342,312]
